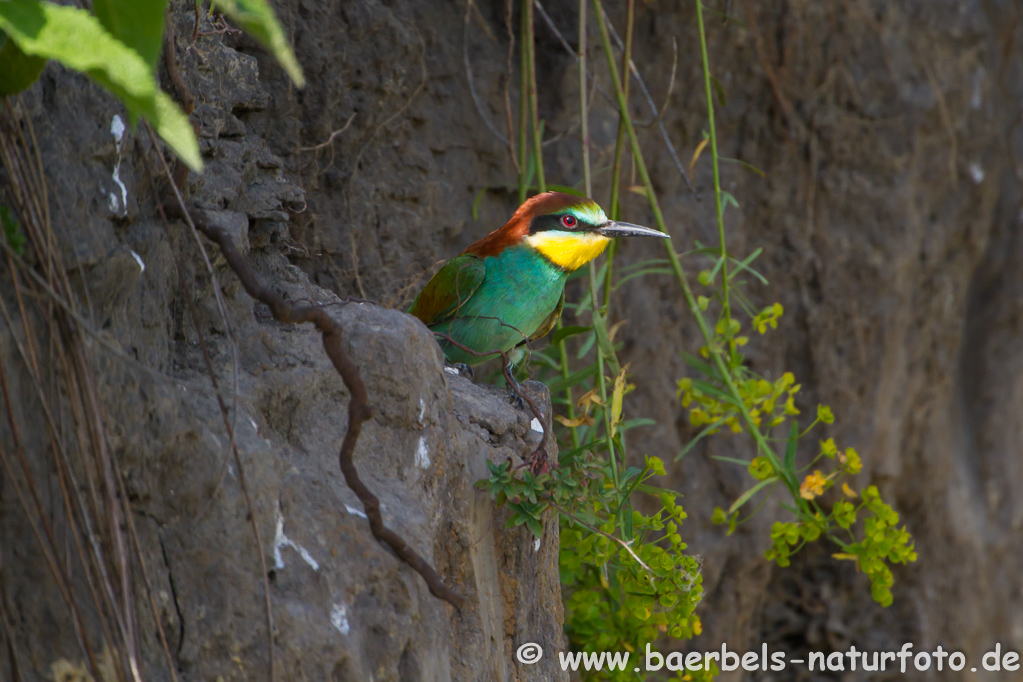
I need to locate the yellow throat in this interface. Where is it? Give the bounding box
[525,231,610,271]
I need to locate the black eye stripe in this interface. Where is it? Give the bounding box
[529,213,589,234]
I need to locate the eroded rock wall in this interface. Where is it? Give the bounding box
[4,0,1023,680]
[0,6,567,680]
[241,0,1023,677]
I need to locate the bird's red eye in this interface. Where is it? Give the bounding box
[561,214,577,228]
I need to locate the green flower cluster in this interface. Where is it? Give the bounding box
[677,369,801,434]
[830,485,917,606]
[482,450,708,679]
[765,518,822,567]
[685,300,916,607]
[561,491,705,680]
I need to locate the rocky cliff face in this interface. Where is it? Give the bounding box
[0,7,566,680]
[3,0,1023,680]
[250,0,1023,673]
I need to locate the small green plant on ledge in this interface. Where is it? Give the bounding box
[478,1,916,679]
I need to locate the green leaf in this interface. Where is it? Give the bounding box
[706,254,725,282]
[550,325,591,346]
[545,183,587,197]
[527,349,560,370]
[700,3,749,29]
[690,379,738,406]
[783,420,798,483]
[547,364,597,395]
[621,498,634,539]
[676,418,727,460]
[728,247,768,285]
[609,366,627,437]
[557,438,603,462]
[618,417,656,432]
[619,257,670,273]
[0,0,202,171]
[727,477,777,515]
[710,455,751,466]
[710,75,727,107]
[525,515,543,538]
[1,206,26,255]
[211,0,305,87]
[613,267,674,289]
[721,156,767,178]
[590,311,620,374]
[471,186,487,220]
[574,328,597,359]
[633,482,677,497]
[681,352,723,382]
[91,0,167,74]
[622,466,643,483]
[0,31,46,95]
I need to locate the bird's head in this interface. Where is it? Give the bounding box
[518,192,669,271]
[464,191,669,269]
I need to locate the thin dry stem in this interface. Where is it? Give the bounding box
[298,113,357,152]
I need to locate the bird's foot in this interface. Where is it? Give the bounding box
[444,362,475,380]
[507,387,525,410]
[505,362,526,409]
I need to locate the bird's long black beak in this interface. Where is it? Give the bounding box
[596,221,670,239]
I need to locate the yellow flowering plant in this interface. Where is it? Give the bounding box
[685,304,916,606]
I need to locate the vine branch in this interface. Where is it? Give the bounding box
[159,27,464,610]
[160,193,465,610]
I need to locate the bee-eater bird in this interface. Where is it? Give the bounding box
[408,191,669,369]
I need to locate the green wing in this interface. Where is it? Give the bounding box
[529,289,564,340]
[408,254,486,326]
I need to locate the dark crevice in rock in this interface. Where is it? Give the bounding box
[159,535,186,659]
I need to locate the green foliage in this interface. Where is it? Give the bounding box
[689,301,915,605]
[479,0,917,677]
[210,0,305,87]
[91,0,168,73]
[0,0,303,172]
[480,448,706,681]
[560,496,704,677]
[0,34,45,96]
[0,0,200,170]
[1,206,25,255]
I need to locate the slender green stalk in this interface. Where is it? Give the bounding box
[694,0,732,330]
[577,0,619,495]
[520,1,579,451]
[606,0,635,217]
[579,1,645,502]
[579,0,592,199]
[588,0,635,506]
[601,0,634,312]
[525,0,546,194]
[554,0,593,450]
[517,0,530,203]
[592,0,793,497]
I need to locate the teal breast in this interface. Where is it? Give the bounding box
[432,244,566,365]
